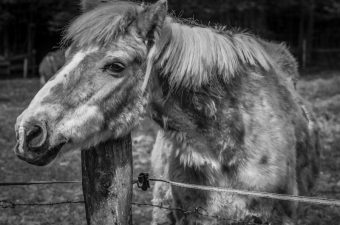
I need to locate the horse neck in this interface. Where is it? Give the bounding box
[148,72,249,178]
[150,69,243,135]
[151,19,273,91]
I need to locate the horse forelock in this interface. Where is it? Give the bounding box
[64,1,141,48]
[153,21,276,90]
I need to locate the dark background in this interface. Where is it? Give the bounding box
[1,0,340,78]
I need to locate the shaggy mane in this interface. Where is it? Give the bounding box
[154,21,275,89]
[64,1,141,47]
[65,1,276,89]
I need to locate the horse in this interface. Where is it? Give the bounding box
[39,49,66,86]
[14,0,319,224]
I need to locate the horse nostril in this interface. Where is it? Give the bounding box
[26,122,47,149]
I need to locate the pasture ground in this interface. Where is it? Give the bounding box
[0,71,339,225]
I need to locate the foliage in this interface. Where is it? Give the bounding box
[0,0,78,32]
[1,0,340,31]
[318,0,340,18]
[1,0,340,65]
[0,9,12,28]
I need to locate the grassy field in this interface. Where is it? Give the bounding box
[0,71,339,225]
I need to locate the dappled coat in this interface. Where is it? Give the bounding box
[151,39,320,224]
[14,0,320,224]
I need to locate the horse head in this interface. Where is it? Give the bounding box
[14,0,168,166]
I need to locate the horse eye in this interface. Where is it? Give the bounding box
[104,62,125,75]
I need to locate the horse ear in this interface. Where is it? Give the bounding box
[136,0,168,44]
[81,0,113,12]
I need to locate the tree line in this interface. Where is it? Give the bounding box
[1,0,340,73]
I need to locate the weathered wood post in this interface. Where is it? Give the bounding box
[81,135,132,225]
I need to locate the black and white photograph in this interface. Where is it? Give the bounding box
[0,0,339,224]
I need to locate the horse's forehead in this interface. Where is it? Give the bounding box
[40,41,143,101]
[56,47,99,79]
[28,47,98,106]
[68,34,146,61]
[69,48,98,67]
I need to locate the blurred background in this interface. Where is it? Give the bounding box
[0,0,339,225]
[1,0,340,77]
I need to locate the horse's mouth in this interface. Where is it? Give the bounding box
[14,142,66,166]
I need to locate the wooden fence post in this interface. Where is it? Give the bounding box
[81,135,132,225]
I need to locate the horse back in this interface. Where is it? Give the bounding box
[271,50,320,195]
[259,40,319,194]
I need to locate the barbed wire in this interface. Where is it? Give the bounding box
[1,173,340,208]
[0,199,84,208]
[3,170,338,225]
[0,199,266,224]
[132,202,268,225]
[0,181,81,186]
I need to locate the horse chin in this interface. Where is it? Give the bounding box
[75,130,121,150]
[14,142,66,166]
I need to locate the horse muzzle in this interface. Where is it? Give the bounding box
[14,119,65,166]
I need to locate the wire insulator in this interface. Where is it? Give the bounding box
[137,173,150,191]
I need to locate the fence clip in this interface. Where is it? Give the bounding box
[137,173,150,191]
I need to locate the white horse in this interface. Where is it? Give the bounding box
[15,1,319,224]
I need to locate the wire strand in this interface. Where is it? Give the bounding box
[132,202,264,225]
[0,200,265,224]
[0,199,84,208]
[146,177,340,207]
[1,174,340,210]
[0,181,81,186]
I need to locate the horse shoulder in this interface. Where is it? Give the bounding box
[238,89,297,193]
[273,65,320,195]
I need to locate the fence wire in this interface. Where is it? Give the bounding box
[0,181,81,186]
[0,199,266,225]
[1,173,340,224]
[146,176,340,207]
[2,174,340,207]
[132,202,268,225]
[0,199,84,208]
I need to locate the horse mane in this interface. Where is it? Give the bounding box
[154,20,275,89]
[63,1,141,47]
[64,1,276,90]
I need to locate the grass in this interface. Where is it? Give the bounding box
[0,71,339,224]
[297,73,340,225]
